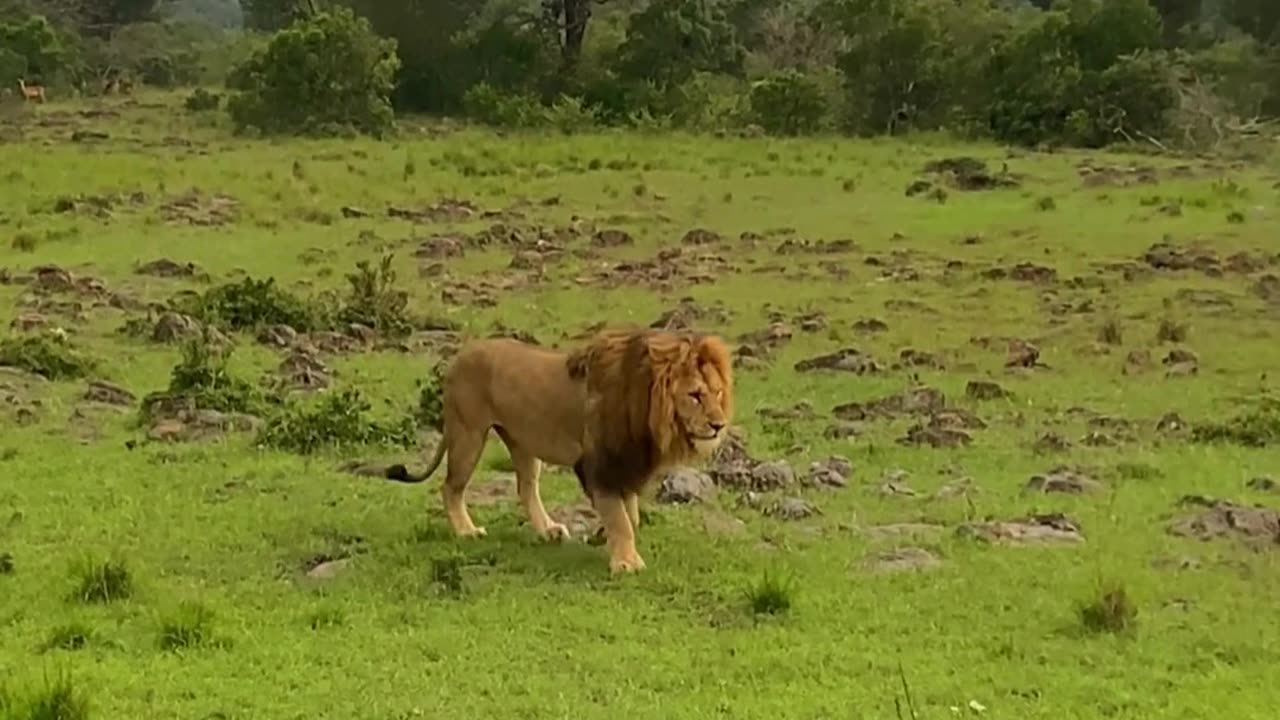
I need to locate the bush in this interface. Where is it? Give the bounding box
[256,388,417,455]
[225,7,400,137]
[183,276,327,333]
[337,255,413,339]
[750,70,828,135]
[184,87,222,112]
[413,361,446,432]
[613,0,745,89]
[461,82,543,128]
[0,334,96,381]
[139,332,273,421]
[0,15,70,85]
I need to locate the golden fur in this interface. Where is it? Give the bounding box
[566,326,734,573]
[391,327,734,575]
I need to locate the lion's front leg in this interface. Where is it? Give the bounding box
[592,492,645,574]
[624,492,640,532]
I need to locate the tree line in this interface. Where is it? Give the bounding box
[3,0,1278,148]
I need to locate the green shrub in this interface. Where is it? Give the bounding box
[139,332,273,421]
[184,87,222,112]
[183,276,327,333]
[461,82,542,127]
[257,388,417,455]
[337,255,413,338]
[225,7,400,137]
[0,334,96,381]
[750,70,828,135]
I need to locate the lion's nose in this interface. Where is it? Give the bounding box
[709,421,725,433]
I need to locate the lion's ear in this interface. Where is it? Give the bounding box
[695,334,732,373]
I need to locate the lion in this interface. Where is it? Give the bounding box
[567,326,734,574]
[385,326,734,575]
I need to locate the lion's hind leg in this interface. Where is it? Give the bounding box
[497,430,569,543]
[441,427,488,538]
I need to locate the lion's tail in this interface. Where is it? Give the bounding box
[382,435,447,484]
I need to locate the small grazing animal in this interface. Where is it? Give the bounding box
[17,79,46,103]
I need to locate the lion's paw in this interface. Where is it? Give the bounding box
[539,522,571,543]
[458,526,488,539]
[609,553,647,575]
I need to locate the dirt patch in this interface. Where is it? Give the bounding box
[83,380,135,406]
[898,421,973,448]
[982,263,1057,283]
[592,229,634,247]
[276,347,331,392]
[652,298,732,332]
[682,228,723,246]
[794,348,883,374]
[833,386,945,422]
[866,547,943,573]
[1024,467,1103,494]
[774,238,857,255]
[50,190,147,219]
[852,318,889,334]
[574,248,733,291]
[736,322,792,357]
[895,348,945,370]
[957,513,1085,545]
[1033,432,1072,453]
[1167,498,1279,548]
[966,380,1010,401]
[757,401,818,421]
[135,258,205,280]
[160,191,240,226]
[387,198,480,223]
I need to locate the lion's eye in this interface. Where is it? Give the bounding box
[689,391,701,403]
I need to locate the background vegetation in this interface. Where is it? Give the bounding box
[2,0,1277,148]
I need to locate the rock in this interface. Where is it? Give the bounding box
[898,423,972,448]
[592,229,634,247]
[681,228,722,246]
[656,468,717,504]
[1005,339,1041,368]
[763,497,819,520]
[152,312,203,343]
[1032,432,1072,453]
[750,460,796,492]
[1167,500,1280,546]
[135,259,201,278]
[794,348,882,374]
[83,380,135,406]
[305,558,351,580]
[10,312,49,332]
[258,324,299,348]
[1156,412,1188,434]
[758,401,818,420]
[805,455,853,489]
[1024,467,1103,494]
[957,513,1085,545]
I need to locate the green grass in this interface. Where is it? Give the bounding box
[2,92,1280,718]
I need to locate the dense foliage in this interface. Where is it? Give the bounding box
[2,0,1277,147]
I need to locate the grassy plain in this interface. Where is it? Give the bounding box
[1,93,1279,719]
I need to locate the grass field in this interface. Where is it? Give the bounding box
[2,93,1279,719]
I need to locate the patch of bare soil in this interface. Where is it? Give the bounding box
[135,258,205,280]
[981,262,1058,284]
[159,191,239,226]
[852,318,889,334]
[1168,497,1280,548]
[898,419,974,448]
[0,367,46,426]
[1077,162,1158,188]
[83,380,135,406]
[387,198,480,223]
[652,297,733,331]
[51,190,147,219]
[966,380,1010,401]
[866,547,943,573]
[774,238,857,255]
[275,346,331,392]
[682,228,723,246]
[794,348,883,374]
[1033,432,1072,453]
[1024,467,1103,494]
[735,321,792,358]
[143,401,262,443]
[574,247,733,290]
[957,513,1085,545]
[895,348,946,370]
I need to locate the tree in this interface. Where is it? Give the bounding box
[225,6,401,137]
[614,0,744,88]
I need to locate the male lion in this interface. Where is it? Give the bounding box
[388,327,734,575]
[566,326,734,574]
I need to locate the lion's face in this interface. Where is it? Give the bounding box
[667,341,733,457]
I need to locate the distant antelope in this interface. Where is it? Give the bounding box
[17,79,45,103]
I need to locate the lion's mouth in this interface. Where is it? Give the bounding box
[688,431,720,442]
